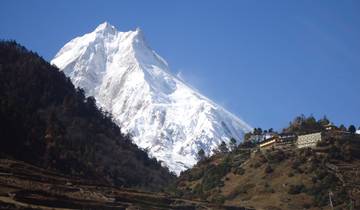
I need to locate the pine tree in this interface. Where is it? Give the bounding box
[244,132,252,142]
[339,124,347,131]
[318,115,330,126]
[218,141,228,153]
[197,149,206,161]
[348,125,356,134]
[229,138,237,151]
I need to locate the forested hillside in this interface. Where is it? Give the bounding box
[0,41,174,190]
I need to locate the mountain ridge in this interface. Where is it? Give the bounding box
[51,22,252,174]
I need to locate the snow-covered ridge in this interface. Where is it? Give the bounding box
[52,22,252,175]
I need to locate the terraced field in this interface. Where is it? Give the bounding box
[0,159,252,210]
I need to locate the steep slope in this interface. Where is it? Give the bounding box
[0,41,174,190]
[51,22,252,174]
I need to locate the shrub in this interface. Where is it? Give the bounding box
[288,184,305,195]
[188,168,204,181]
[166,183,183,197]
[265,164,273,174]
[266,149,286,163]
[253,162,262,168]
[228,183,255,199]
[234,167,245,175]
[192,183,203,196]
[316,140,327,147]
[333,188,348,206]
[264,183,275,193]
[201,160,230,191]
[303,203,312,209]
[227,185,246,200]
[313,193,328,207]
[291,159,302,170]
[211,194,226,204]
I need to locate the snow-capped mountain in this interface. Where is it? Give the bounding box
[51,22,252,174]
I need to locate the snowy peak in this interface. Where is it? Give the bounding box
[52,23,146,69]
[94,21,116,33]
[51,22,252,175]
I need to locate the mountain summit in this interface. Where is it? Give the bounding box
[51,22,252,174]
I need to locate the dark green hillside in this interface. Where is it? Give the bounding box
[0,41,174,190]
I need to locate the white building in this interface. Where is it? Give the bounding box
[297,132,322,148]
[259,137,277,150]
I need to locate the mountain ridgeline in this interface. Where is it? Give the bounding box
[51,22,252,174]
[0,41,174,190]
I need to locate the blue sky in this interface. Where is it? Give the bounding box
[1,0,359,130]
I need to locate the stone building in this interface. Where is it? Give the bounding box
[297,132,322,148]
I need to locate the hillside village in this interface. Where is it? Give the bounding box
[175,116,360,209]
[239,115,359,152]
[254,124,355,151]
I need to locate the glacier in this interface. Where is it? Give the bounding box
[51,22,252,175]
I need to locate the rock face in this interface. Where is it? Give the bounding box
[51,22,252,174]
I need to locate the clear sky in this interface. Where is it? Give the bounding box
[1,0,359,130]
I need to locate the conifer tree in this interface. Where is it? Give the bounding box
[349,125,356,134]
[219,141,228,153]
[229,138,237,151]
[197,149,206,161]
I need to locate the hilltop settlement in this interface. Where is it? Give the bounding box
[175,116,360,210]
